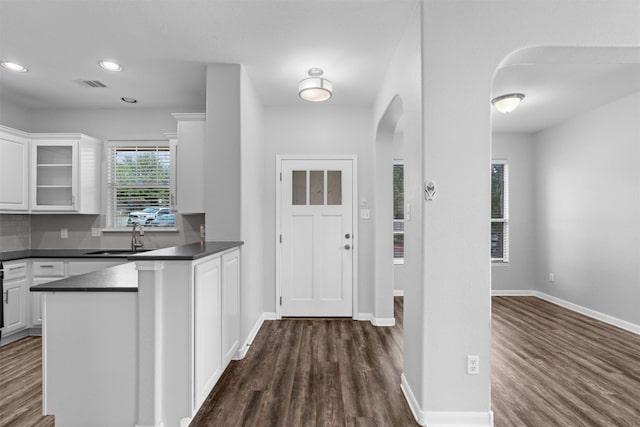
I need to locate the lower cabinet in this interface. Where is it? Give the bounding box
[193,256,222,410]
[192,247,241,411]
[2,262,28,336]
[221,249,240,369]
[31,261,65,328]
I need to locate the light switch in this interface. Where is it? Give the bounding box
[61,228,68,239]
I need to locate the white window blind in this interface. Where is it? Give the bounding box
[107,142,173,229]
[491,161,509,262]
[393,162,404,262]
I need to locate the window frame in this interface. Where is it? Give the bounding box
[491,160,509,263]
[104,140,177,232]
[393,160,405,265]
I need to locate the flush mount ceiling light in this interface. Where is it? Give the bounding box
[99,60,123,72]
[492,93,525,114]
[0,61,28,73]
[121,97,138,104]
[298,68,333,102]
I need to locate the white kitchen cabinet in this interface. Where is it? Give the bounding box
[193,256,222,410]
[0,126,30,212]
[221,248,240,369]
[172,113,205,213]
[30,133,101,213]
[30,261,65,327]
[2,261,28,336]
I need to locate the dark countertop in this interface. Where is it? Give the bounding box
[30,262,138,292]
[0,248,146,262]
[25,241,243,293]
[127,241,243,261]
[0,241,243,263]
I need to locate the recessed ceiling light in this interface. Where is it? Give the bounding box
[99,60,123,72]
[1,61,28,73]
[121,97,138,104]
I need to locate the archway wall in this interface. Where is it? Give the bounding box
[374,95,404,324]
[416,0,640,424]
[372,0,425,405]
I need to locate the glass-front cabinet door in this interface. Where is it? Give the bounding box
[31,140,78,211]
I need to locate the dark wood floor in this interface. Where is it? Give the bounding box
[492,296,640,426]
[0,336,54,427]
[3,296,640,426]
[191,296,416,426]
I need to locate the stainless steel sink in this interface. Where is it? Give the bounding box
[84,249,151,255]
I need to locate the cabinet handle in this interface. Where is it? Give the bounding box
[40,265,55,268]
[3,291,8,304]
[9,266,25,271]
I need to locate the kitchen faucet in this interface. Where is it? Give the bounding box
[131,222,144,252]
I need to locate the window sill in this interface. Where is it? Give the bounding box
[101,228,179,233]
[491,260,510,266]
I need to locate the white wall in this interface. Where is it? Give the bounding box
[535,92,640,326]
[262,105,374,314]
[0,94,33,130]
[205,64,241,240]
[416,0,639,423]
[204,63,265,354]
[239,65,265,342]
[491,132,537,291]
[372,2,424,413]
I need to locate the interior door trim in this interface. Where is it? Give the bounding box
[275,154,358,320]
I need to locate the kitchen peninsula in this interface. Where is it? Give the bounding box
[30,241,243,427]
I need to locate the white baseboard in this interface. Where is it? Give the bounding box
[401,373,425,425]
[235,312,277,360]
[357,313,396,327]
[400,374,493,426]
[491,289,535,297]
[492,290,640,336]
[394,289,405,297]
[424,410,494,426]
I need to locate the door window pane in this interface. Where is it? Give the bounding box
[310,170,324,205]
[327,171,342,205]
[292,171,307,205]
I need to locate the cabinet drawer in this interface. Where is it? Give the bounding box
[32,261,65,277]
[3,262,27,280]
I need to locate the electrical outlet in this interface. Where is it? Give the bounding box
[61,228,68,239]
[467,355,479,375]
[549,273,555,282]
[91,227,101,237]
[360,208,370,219]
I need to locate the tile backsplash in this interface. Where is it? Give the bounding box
[0,213,204,252]
[0,214,30,252]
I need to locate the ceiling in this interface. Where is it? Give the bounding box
[0,0,418,109]
[492,63,640,133]
[1,1,639,133]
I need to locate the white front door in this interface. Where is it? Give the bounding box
[280,158,354,317]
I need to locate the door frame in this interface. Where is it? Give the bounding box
[275,154,359,320]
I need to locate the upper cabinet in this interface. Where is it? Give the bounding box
[30,133,102,213]
[172,113,205,214]
[0,126,30,212]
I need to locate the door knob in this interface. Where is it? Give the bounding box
[345,233,351,239]
[344,244,351,250]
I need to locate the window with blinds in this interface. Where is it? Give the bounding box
[393,162,404,263]
[107,142,175,229]
[491,161,509,262]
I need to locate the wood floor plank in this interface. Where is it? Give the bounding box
[4,296,639,426]
[492,296,640,427]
